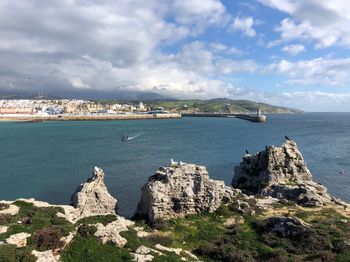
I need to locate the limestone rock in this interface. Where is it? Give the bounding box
[232,140,332,206]
[133,246,157,262]
[0,203,19,216]
[135,163,239,223]
[94,216,134,247]
[0,226,8,234]
[263,216,310,238]
[32,250,60,262]
[71,167,118,218]
[154,244,199,261]
[5,232,31,247]
[134,226,149,238]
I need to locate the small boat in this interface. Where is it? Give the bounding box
[121,134,129,142]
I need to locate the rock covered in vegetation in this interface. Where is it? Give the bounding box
[135,163,239,223]
[232,140,332,206]
[263,216,310,238]
[71,167,118,218]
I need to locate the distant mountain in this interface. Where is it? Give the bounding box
[147,98,302,114]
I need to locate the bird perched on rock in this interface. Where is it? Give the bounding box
[170,159,178,166]
[285,135,291,141]
[245,149,249,155]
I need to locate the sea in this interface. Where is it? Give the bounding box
[0,113,350,217]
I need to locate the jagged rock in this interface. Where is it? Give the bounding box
[5,232,31,247]
[71,167,118,218]
[94,216,134,247]
[263,216,310,238]
[232,140,332,206]
[31,250,60,262]
[135,163,239,222]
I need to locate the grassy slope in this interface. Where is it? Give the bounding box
[1,199,349,262]
[147,98,302,114]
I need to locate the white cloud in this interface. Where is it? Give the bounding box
[282,44,305,55]
[210,43,243,55]
[280,91,350,111]
[0,0,242,99]
[266,57,350,86]
[260,0,350,49]
[230,17,256,37]
[69,76,90,89]
[171,0,229,34]
[258,0,296,13]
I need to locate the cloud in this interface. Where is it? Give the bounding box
[171,0,229,34]
[69,76,90,89]
[258,0,296,13]
[266,57,350,86]
[282,44,305,55]
[210,43,243,56]
[280,91,350,111]
[260,0,350,49]
[0,0,242,99]
[230,16,256,37]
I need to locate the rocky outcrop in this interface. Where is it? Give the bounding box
[71,167,118,218]
[232,140,332,206]
[93,216,134,247]
[135,163,239,223]
[262,216,310,238]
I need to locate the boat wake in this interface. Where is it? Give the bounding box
[121,134,141,142]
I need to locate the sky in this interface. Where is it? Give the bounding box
[1,0,350,111]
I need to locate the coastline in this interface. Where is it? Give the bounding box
[0,113,181,122]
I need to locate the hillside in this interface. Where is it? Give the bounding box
[147,98,302,114]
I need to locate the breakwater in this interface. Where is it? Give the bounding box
[0,113,181,122]
[182,113,266,122]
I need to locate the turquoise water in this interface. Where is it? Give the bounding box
[0,113,350,217]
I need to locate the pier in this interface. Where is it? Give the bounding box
[182,110,266,123]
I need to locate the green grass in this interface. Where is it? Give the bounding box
[0,201,74,241]
[61,234,132,262]
[76,215,117,226]
[0,244,36,262]
[0,201,74,260]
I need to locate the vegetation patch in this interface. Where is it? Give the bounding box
[61,233,131,261]
[0,203,9,211]
[0,244,36,262]
[76,215,117,226]
[0,201,74,260]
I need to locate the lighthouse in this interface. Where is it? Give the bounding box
[257,107,262,117]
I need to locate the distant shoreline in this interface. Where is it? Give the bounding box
[0,113,181,122]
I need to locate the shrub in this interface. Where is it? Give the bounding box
[77,224,97,238]
[31,225,64,250]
